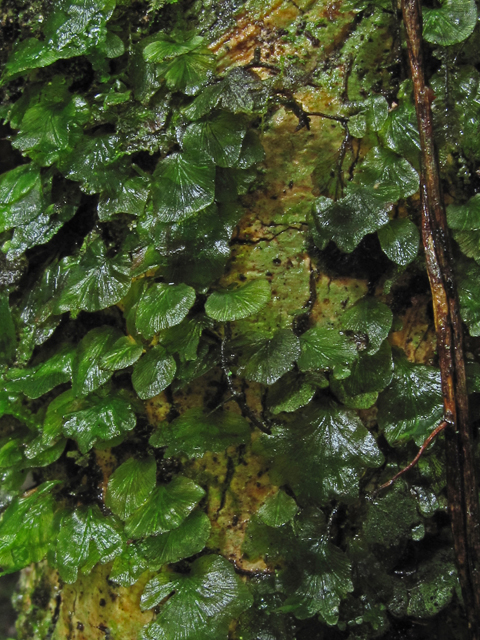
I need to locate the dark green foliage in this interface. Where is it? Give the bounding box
[0,0,479,637]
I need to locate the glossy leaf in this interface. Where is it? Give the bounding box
[149,408,251,458]
[378,218,420,266]
[62,392,136,453]
[99,336,143,371]
[377,349,443,445]
[109,543,148,587]
[2,0,116,80]
[0,164,43,232]
[331,340,394,409]
[423,0,477,46]
[257,490,298,528]
[140,511,211,569]
[125,476,205,538]
[354,147,419,200]
[152,153,215,222]
[183,112,247,168]
[11,80,89,166]
[0,295,16,365]
[5,345,74,399]
[131,346,177,400]
[106,456,156,520]
[205,279,271,321]
[297,326,358,379]
[135,282,196,339]
[72,326,123,397]
[0,482,59,575]
[98,174,150,221]
[255,401,384,503]
[447,194,480,231]
[55,504,124,584]
[340,297,393,355]
[267,372,321,414]
[140,555,253,640]
[311,185,392,253]
[237,329,301,385]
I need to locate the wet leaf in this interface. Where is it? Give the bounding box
[380,98,421,165]
[62,392,136,453]
[378,219,420,266]
[11,79,89,166]
[135,282,196,339]
[55,504,124,583]
[109,543,149,587]
[0,164,43,232]
[98,174,150,221]
[0,482,59,576]
[140,555,253,640]
[341,297,393,355]
[297,326,358,379]
[125,476,205,538]
[72,326,123,397]
[423,0,477,46]
[5,345,74,399]
[99,336,143,371]
[364,483,421,546]
[255,401,384,503]
[183,111,247,168]
[105,456,157,520]
[132,346,177,400]
[267,372,322,415]
[377,348,443,445]
[447,194,480,231]
[405,550,457,618]
[331,340,394,409]
[311,185,392,253]
[205,279,271,321]
[149,408,251,458]
[257,490,298,528]
[0,295,16,365]
[2,0,116,80]
[152,153,215,222]
[354,147,419,200]
[238,329,301,385]
[56,237,131,313]
[140,511,211,569]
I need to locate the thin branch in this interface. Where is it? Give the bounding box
[374,420,448,495]
[401,0,480,635]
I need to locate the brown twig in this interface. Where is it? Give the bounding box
[401,0,480,636]
[374,420,448,495]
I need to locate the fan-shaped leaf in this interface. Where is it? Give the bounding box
[152,153,215,222]
[183,112,247,168]
[297,327,358,379]
[205,279,271,321]
[238,329,301,385]
[135,283,196,339]
[5,345,74,399]
[149,408,251,458]
[255,401,384,503]
[125,476,205,538]
[140,555,253,640]
[55,504,124,584]
[140,511,211,569]
[423,0,477,46]
[378,218,420,266]
[72,326,123,397]
[257,490,298,528]
[447,194,480,231]
[106,456,157,520]
[56,237,131,314]
[0,164,43,232]
[267,372,322,415]
[457,257,480,335]
[341,297,393,355]
[99,336,143,371]
[311,185,392,253]
[62,392,136,453]
[354,147,419,200]
[0,481,59,576]
[377,349,443,445]
[132,346,177,400]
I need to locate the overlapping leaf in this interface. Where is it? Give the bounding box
[205,279,271,321]
[237,329,301,385]
[132,346,177,399]
[149,408,251,458]
[141,555,253,640]
[340,297,393,355]
[135,282,196,339]
[106,456,157,520]
[297,326,358,379]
